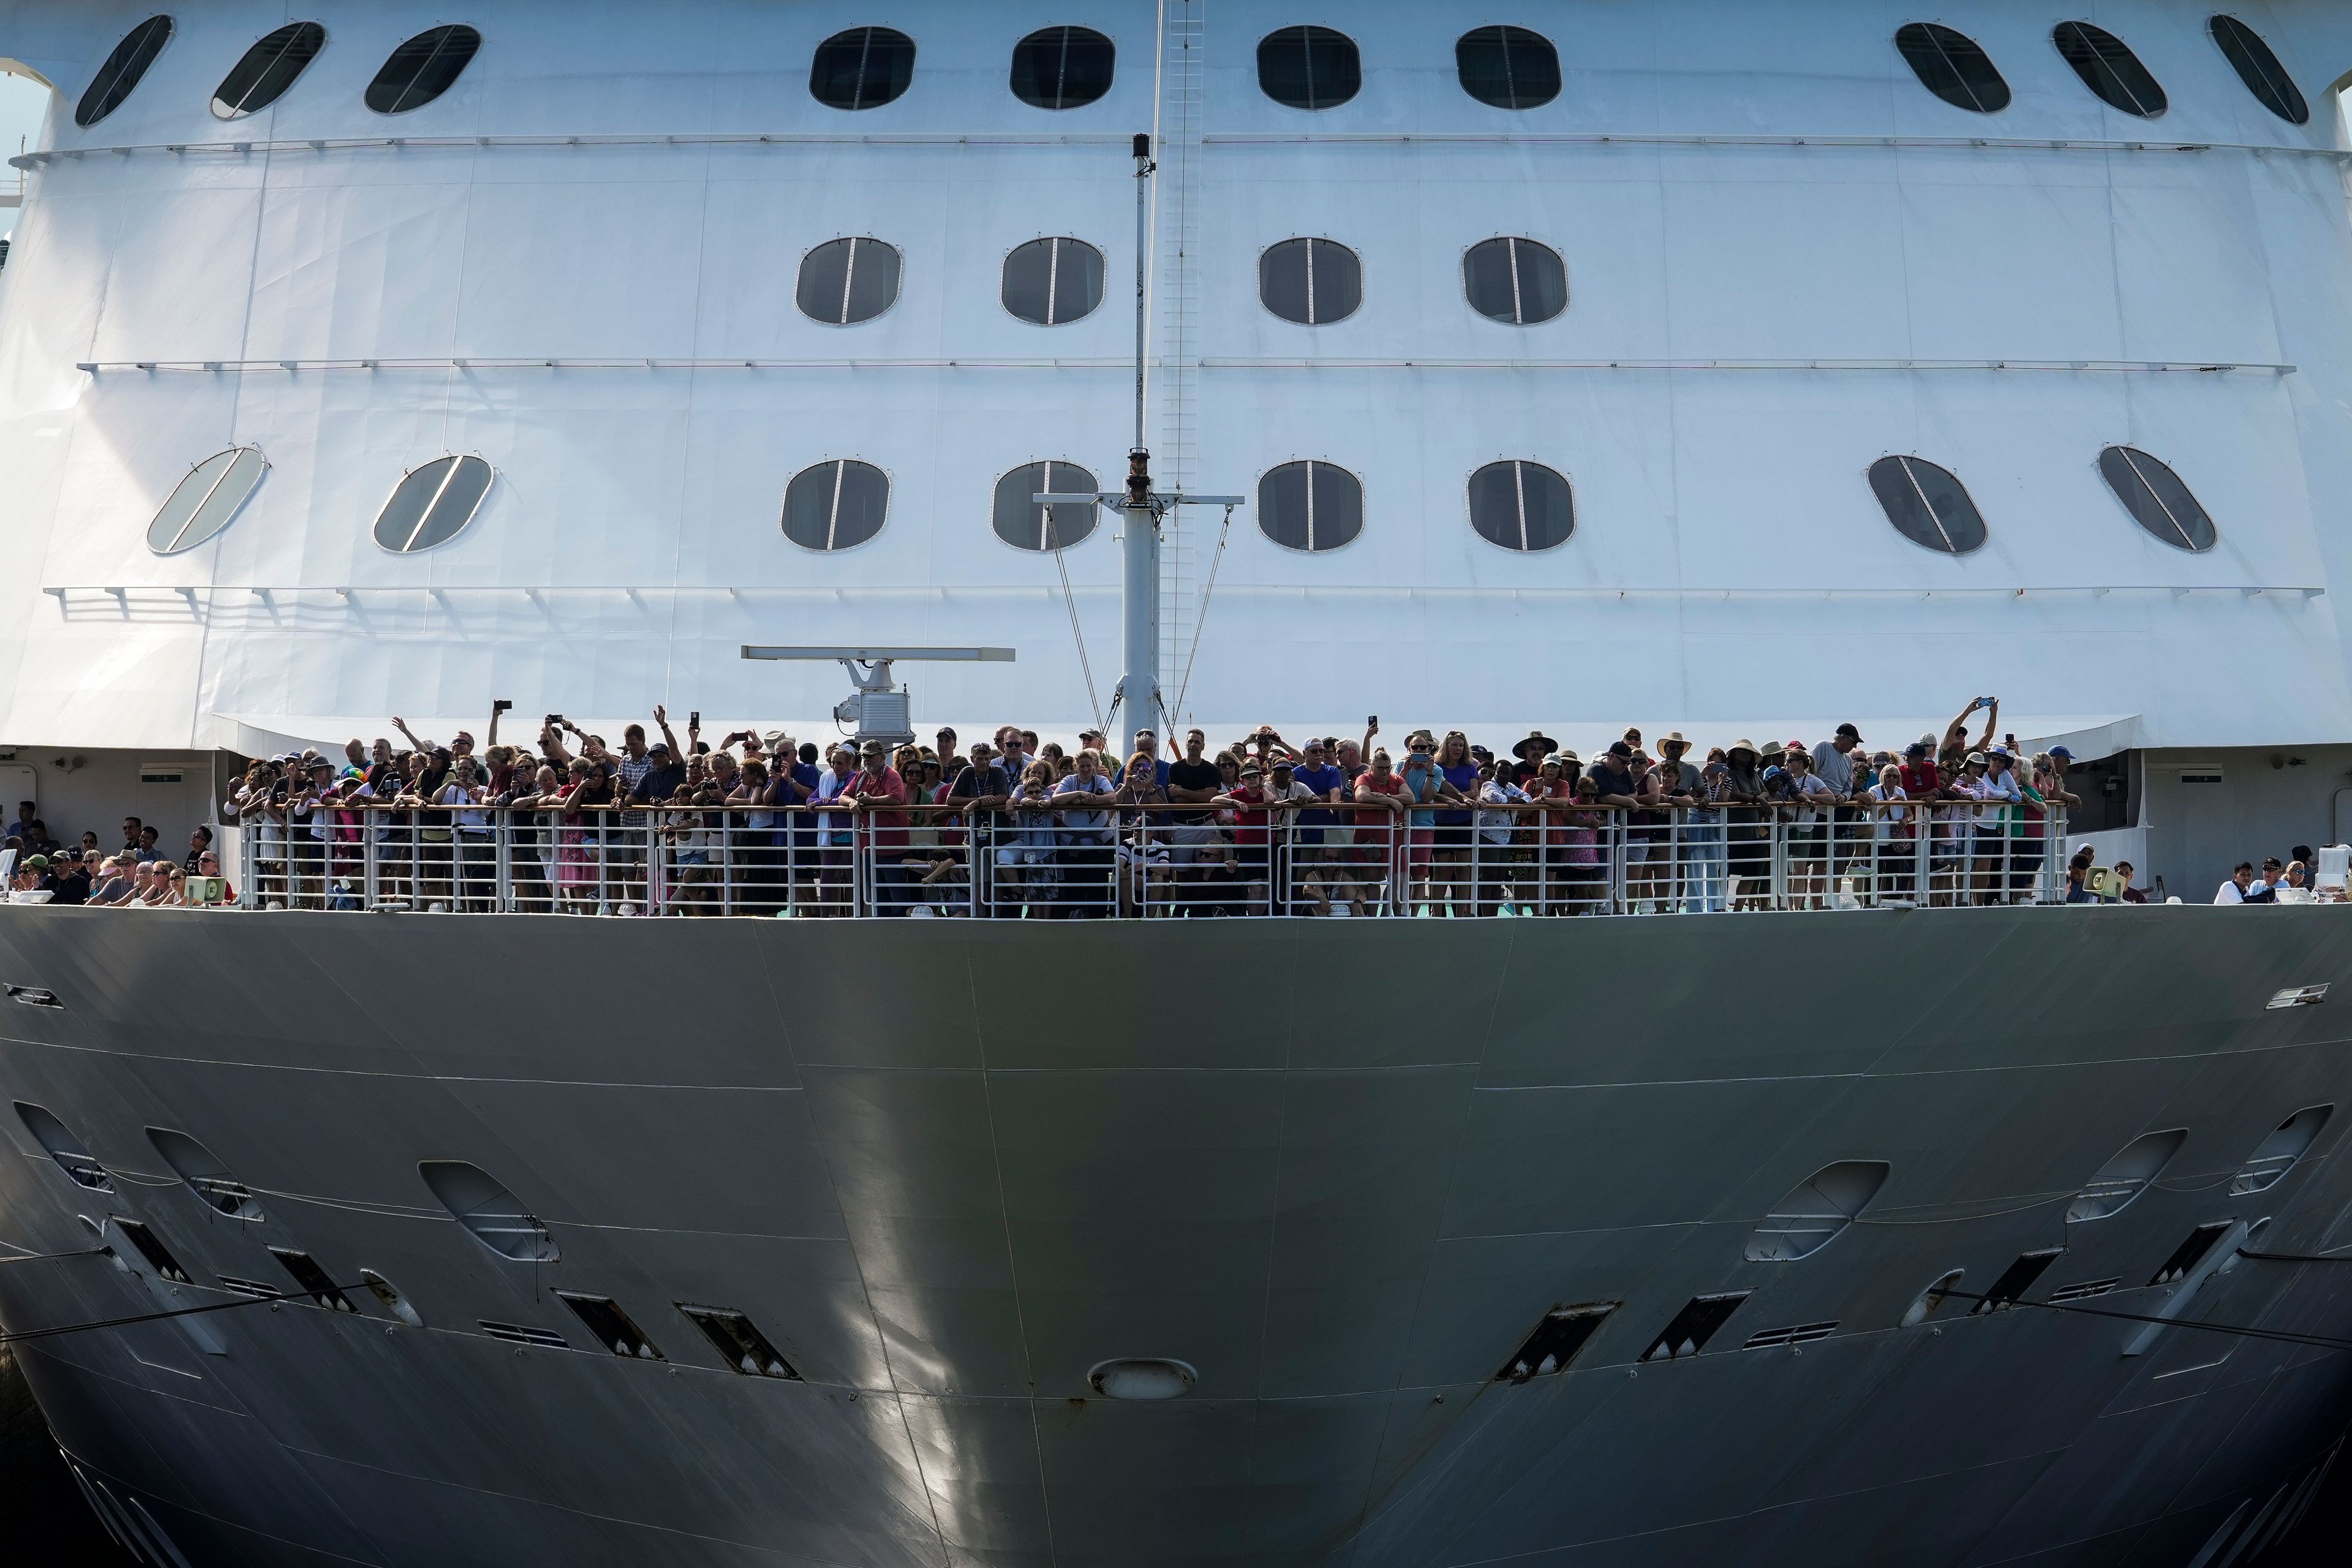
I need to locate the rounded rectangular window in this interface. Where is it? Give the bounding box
[366,24,481,115]
[1869,456,1986,554]
[1257,26,1359,111]
[1259,238,1360,325]
[213,21,326,119]
[1896,23,2010,113]
[2209,16,2307,125]
[784,460,889,551]
[374,455,492,552]
[148,447,266,554]
[2099,447,2216,552]
[798,237,901,326]
[1469,461,1574,552]
[810,26,914,111]
[2053,21,2166,118]
[1258,460,1362,553]
[1464,237,1566,325]
[1456,26,1558,110]
[1011,26,1114,110]
[1002,238,1104,326]
[994,461,1099,551]
[77,16,173,129]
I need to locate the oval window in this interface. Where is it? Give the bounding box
[213,21,326,119]
[418,1159,559,1263]
[1011,25,1114,110]
[2098,447,2216,552]
[77,15,174,129]
[14,1102,112,1191]
[783,460,889,551]
[146,1128,263,1220]
[1468,461,1575,552]
[810,26,914,112]
[1258,461,1362,553]
[146,447,266,554]
[2209,15,2307,126]
[797,237,901,326]
[2053,21,2166,118]
[994,461,1099,551]
[1868,455,1986,554]
[1745,1161,1890,1261]
[1259,238,1360,326]
[373,454,493,553]
[1456,25,1559,111]
[1257,25,1359,111]
[2065,1128,2187,1221]
[1895,22,2011,113]
[1463,236,1567,325]
[1002,238,1104,326]
[366,24,481,115]
[2231,1106,2332,1195]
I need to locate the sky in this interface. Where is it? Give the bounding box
[0,70,50,239]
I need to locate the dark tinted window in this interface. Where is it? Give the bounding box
[77,15,173,129]
[1259,238,1360,325]
[213,21,326,119]
[2053,21,2165,118]
[810,26,914,111]
[1011,26,1114,110]
[1259,461,1362,552]
[1868,456,1986,554]
[1468,461,1575,551]
[1456,26,1559,110]
[783,460,889,551]
[1257,26,1359,111]
[2209,15,2307,125]
[366,24,481,115]
[994,461,1100,551]
[1464,237,1567,325]
[1895,23,2010,113]
[2098,447,2216,551]
[797,238,901,326]
[1003,238,1104,325]
[374,455,493,552]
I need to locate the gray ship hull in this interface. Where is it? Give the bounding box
[1,905,2349,1568]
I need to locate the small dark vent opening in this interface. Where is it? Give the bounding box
[1496,1303,1616,1382]
[1640,1292,1751,1362]
[2150,1222,2235,1287]
[15,1102,111,1191]
[269,1247,356,1312]
[6,984,61,1008]
[111,1220,191,1284]
[2049,1276,2120,1303]
[217,1274,281,1300]
[559,1292,666,1360]
[480,1320,568,1349]
[1970,1249,2062,1313]
[1744,1320,1838,1349]
[680,1304,801,1379]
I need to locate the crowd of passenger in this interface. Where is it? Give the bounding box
[2,809,225,907]
[51,694,2118,918]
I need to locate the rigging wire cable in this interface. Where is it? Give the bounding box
[1931,1285,2352,1352]
[1048,510,1106,736]
[0,1280,374,1347]
[1170,502,1235,726]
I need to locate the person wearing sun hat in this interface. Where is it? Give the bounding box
[1719,739,1768,902]
[1512,729,1559,764]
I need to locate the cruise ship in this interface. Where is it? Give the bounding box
[6,3,2352,1564]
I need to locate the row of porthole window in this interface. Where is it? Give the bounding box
[74,15,2310,134]
[145,442,2215,560]
[796,232,1566,329]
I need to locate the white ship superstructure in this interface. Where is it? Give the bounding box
[5,6,2352,1567]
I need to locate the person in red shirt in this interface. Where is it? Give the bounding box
[1352,749,1411,910]
[846,739,911,913]
[1898,740,1940,799]
[1215,761,1273,910]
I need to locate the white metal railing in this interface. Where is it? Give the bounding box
[227,802,2067,918]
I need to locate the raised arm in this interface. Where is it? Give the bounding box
[539,722,574,767]
[392,715,433,753]
[1970,699,2000,755]
[653,704,684,761]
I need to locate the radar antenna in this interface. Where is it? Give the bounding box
[739,646,1014,747]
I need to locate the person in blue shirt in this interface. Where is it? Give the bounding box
[1290,737,1350,898]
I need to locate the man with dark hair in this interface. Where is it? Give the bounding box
[2242,856,2286,904]
[2215,861,2255,904]
[184,825,213,873]
[121,816,144,854]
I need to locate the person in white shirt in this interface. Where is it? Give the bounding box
[1783,749,1839,907]
[2215,862,2255,903]
[1972,750,2025,903]
[1866,764,1912,900]
[1476,764,1534,913]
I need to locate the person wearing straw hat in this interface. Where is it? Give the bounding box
[1512,729,1559,764]
[1721,739,1768,907]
